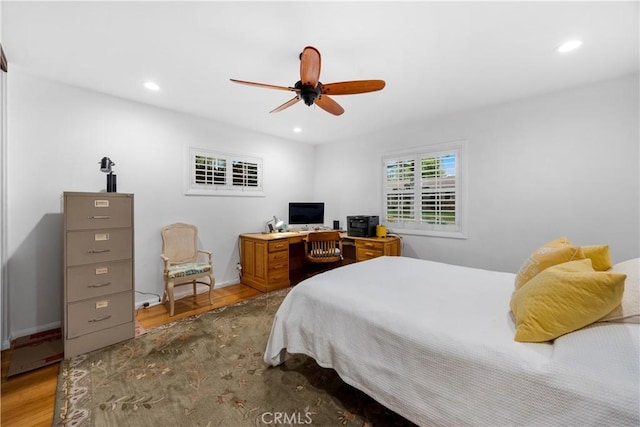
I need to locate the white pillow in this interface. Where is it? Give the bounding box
[598,258,639,324]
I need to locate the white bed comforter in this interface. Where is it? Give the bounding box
[264,256,640,426]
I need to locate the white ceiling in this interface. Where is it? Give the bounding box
[2,1,638,144]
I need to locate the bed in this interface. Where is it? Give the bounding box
[264,256,640,426]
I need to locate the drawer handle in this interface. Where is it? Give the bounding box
[89,215,111,219]
[88,282,111,288]
[365,251,375,256]
[89,315,111,323]
[87,249,111,254]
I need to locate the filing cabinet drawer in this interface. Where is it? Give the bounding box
[66,260,133,302]
[66,228,132,266]
[268,240,289,252]
[66,291,133,339]
[65,195,132,230]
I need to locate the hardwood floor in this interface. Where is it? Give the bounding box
[0,283,262,427]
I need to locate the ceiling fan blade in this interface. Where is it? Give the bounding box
[321,80,386,95]
[315,95,344,116]
[230,79,298,92]
[300,46,321,87]
[270,96,301,113]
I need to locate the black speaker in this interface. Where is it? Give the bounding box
[333,220,340,230]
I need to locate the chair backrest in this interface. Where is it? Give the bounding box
[304,231,342,263]
[161,223,199,264]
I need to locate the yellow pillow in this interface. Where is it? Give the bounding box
[544,237,574,248]
[514,237,584,290]
[510,259,626,342]
[580,245,612,271]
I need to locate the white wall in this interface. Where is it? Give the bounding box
[316,74,640,273]
[6,68,315,341]
[6,69,639,344]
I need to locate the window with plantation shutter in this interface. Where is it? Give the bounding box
[187,148,263,196]
[382,140,467,238]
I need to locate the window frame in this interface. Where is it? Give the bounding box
[382,139,468,239]
[185,147,264,197]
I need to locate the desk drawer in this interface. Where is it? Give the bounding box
[65,195,132,230]
[67,260,133,302]
[357,247,383,261]
[356,240,385,251]
[66,291,133,339]
[268,260,289,276]
[268,240,289,253]
[289,235,304,244]
[66,229,132,266]
[268,250,289,263]
[268,270,289,286]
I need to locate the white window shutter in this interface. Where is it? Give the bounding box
[382,141,467,239]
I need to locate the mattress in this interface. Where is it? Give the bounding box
[264,256,640,426]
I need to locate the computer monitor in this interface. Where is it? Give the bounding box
[288,202,325,226]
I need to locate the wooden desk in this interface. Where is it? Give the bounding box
[239,231,401,292]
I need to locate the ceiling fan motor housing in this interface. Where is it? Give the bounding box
[295,80,321,106]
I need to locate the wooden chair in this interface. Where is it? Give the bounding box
[304,231,343,264]
[161,223,215,316]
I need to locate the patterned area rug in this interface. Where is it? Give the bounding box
[54,288,414,426]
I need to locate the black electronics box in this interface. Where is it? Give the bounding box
[347,215,379,237]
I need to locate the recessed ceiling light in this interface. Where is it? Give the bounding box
[144,81,160,91]
[556,40,583,53]
[293,127,302,133]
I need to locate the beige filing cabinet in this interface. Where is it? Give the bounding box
[63,192,135,358]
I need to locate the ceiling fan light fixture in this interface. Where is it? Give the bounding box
[556,39,583,53]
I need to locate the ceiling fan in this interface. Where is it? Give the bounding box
[230,46,385,116]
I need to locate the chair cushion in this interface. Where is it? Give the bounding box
[167,262,211,279]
